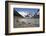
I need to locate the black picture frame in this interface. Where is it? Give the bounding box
[5,1,45,35]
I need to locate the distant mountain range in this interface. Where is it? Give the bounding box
[24,11,39,18]
[14,10,39,18]
[25,13,33,18]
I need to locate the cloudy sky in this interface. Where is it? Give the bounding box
[14,8,39,17]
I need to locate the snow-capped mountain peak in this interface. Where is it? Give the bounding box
[18,12,28,17]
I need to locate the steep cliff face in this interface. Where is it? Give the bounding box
[32,12,39,18]
[14,9,24,18]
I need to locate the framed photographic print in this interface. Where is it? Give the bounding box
[5,1,45,35]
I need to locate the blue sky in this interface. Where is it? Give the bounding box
[14,8,39,15]
[14,8,39,17]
